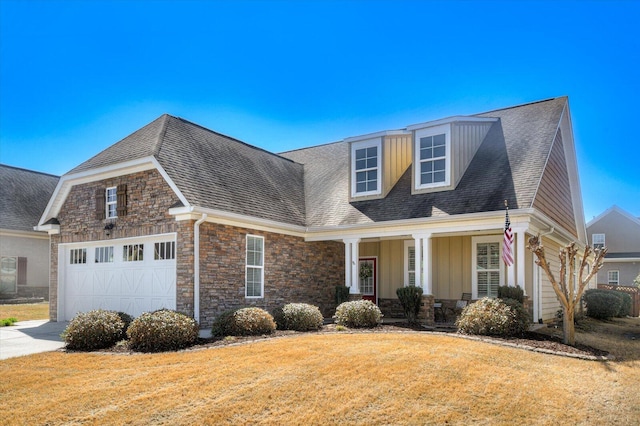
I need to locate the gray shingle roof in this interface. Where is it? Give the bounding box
[0,165,59,231]
[282,97,566,226]
[68,115,307,226]
[63,97,567,228]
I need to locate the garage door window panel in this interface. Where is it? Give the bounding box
[70,248,87,265]
[154,241,176,260]
[123,244,144,262]
[95,246,114,263]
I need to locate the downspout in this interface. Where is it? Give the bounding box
[194,213,207,324]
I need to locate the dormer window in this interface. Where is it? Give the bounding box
[414,124,451,190]
[351,138,382,197]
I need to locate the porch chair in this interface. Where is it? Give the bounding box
[455,293,473,314]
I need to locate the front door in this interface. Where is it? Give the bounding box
[359,257,377,303]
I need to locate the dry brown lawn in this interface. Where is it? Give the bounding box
[1,319,639,425]
[0,302,49,321]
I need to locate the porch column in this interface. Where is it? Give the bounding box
[413,233,432,295]
[343,238,361,294]
[516,229,526,293]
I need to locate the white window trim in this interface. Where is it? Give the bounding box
[471,235,504,299]
[592,233,605,248]
[351,137,382,198]
[414,123,451,190]
[106,186,118,219]
[245,235,265,298]
[404,240,415,287]
[607,270,619,285]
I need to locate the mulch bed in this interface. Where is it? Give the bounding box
[97,322,609,359]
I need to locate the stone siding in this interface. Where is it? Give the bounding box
[378,298,404,319]
[418,294,435,325]
[198,222,344,327]
[49,169,182,321]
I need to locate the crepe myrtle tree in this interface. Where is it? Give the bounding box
[528,235,607,346]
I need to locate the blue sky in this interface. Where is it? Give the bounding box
[1,0,638,222]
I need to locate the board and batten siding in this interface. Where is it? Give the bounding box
[533,129,578,238]
[431,236,472,299]
[451,122,493,189]
[382,134,412,198]
[539,237,564,320]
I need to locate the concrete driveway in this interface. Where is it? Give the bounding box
[0,320,67,360]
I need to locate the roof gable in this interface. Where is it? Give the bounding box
[0,165,59,231]
[53,115,306,227]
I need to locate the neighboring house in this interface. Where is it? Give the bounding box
[0,165,59,300]
[36,96,590,326]
[586,206,640,286]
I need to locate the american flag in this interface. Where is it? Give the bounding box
[502,206,514,266]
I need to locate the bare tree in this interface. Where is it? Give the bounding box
[527,235,607,346]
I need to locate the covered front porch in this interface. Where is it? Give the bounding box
[333,212,544,324]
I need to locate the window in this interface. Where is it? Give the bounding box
[123,244,144,262]
[70,248,87,265]
[472,236,502,299]
[246,235,264,298]
[414,124,451,190]
[351,138,382,197]
[0,257,17,293]
[154,241,176,260]
[592,233,605,250]
[95,246,114,263]
[608,270,619,285]
[404,241,418,287]
[106,187,117,218]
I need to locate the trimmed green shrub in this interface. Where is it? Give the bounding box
[274,303,324,331]
[501,298,531,336]
[396,285,423,324]
[211,307,276,337]
[127,309,199,352]
[615,292,632,317]
[456,297,529,337]
[498,285,524,303]
[584,289,624,319]
[334,300,382,328]
[211,310,238,337]
[115,311,134,338]
[62,309,125,351]
[335,286,350,306]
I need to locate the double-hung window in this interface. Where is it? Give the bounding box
[607,270,619,286]
[351,138,382,197]
[592,233,605,250]
[246,235,264,298]
[414,124,451,190]
[472,236,502,299]
[106,187,118,219]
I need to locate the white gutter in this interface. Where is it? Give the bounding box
[194,213,207,323]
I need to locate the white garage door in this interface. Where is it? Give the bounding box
[60,234,177,321]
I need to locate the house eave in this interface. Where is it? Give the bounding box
[304,208,537,241]
[0,228,51,239]
[169,206,308,238]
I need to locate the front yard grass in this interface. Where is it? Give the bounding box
[0,302,49,323]
[1,320,639,425]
